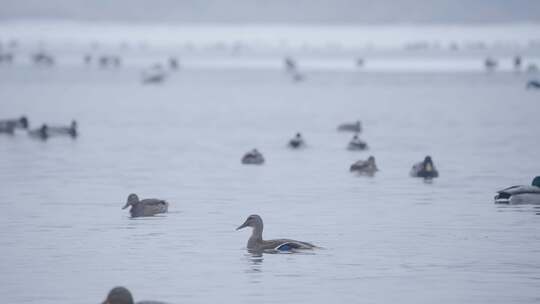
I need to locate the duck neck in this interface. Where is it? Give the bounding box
[248,225,263,247]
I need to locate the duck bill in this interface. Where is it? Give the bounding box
[236,221,249,230]
[122,202,130,209]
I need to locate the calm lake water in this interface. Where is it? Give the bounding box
[0,61,539,303]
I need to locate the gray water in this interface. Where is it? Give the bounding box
[1,65,539,304]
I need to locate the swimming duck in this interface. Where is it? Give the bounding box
[0,122,15,134]
[28,124,48,140]
[169,57,179,70]
[142,65,167,84]
[514,56,522,70]
[494,176,540,204]
[102,286,167,304]
[350,156,378,175]
[122,193,169,217]
[347,134,368,150]
[410,156,439,178]
[241,149,265,165]
[48,120,77,137]
[288,132,305,148]
[32,52,55,66]
[236,214,317,253]
[284,57,297,72]
[0,116,28,130]
[337,120,362,133]
[484,57,497,71]
[527,80,540,89]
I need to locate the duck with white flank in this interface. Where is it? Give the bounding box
[236,214,317,253]
[410,156,439,178]
[494,176,540,204]
[350,156,378,176]
[347,133,368,150]
[47,120,77,138]
[122,193,169,217]
[241,149,265,165]
[288,132,305,148]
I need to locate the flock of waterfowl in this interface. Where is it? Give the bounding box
[239,120,438,179]
[0,116,77,140]
[1,46,540,88]
[2,47,539,304]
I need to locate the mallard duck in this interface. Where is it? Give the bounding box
[337,120,362,133]
[347,134,368,150]
[0,116,28,130]
[494,176,540,204]
[122,193,168,217]
[102,286,167,304]
[241,149,265,165]
[28,124,48,140]
[288,132,305,148]
[350,156,378,175]
[48,120,77,138]
[0,122,15,134]
[527,80,540,89]
[236,214,317,253]
[410,156,439,178]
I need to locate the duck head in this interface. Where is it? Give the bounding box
[368,156,376,165]
[237,214,263,231]
[122,193,139,209]
[532,176,540,187]
[102,286,134,304]
[19,116,28,128]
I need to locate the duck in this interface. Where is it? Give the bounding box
[284,57,297,72]
[0,122,15,134]
[32,52,55,66]
[48,120,77,137]
[410,155,439,178]
[484,57,497,71]
[347,134,368,150]
[142,65,167,84]
[122,193,169,217]
[288,132,305,148]
[350,156,378,175]
[337,120,362,133]
[494,176,540,204]
[527,80,540,89]
[236,214,317,253]
[102,286,167,304]
[241,149,265,165]
[28,124,48,140]
[168,57,179,70]
[0,116,28,130]
[513,55,522,70]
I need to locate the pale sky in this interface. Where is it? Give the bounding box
[1,0,539,24]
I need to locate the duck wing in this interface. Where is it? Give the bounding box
[350,160,368,171]
[497,185,540,195]
[140,199,168,213]
[262,239,316,252]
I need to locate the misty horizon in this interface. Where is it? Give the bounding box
[1,0,540,24]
